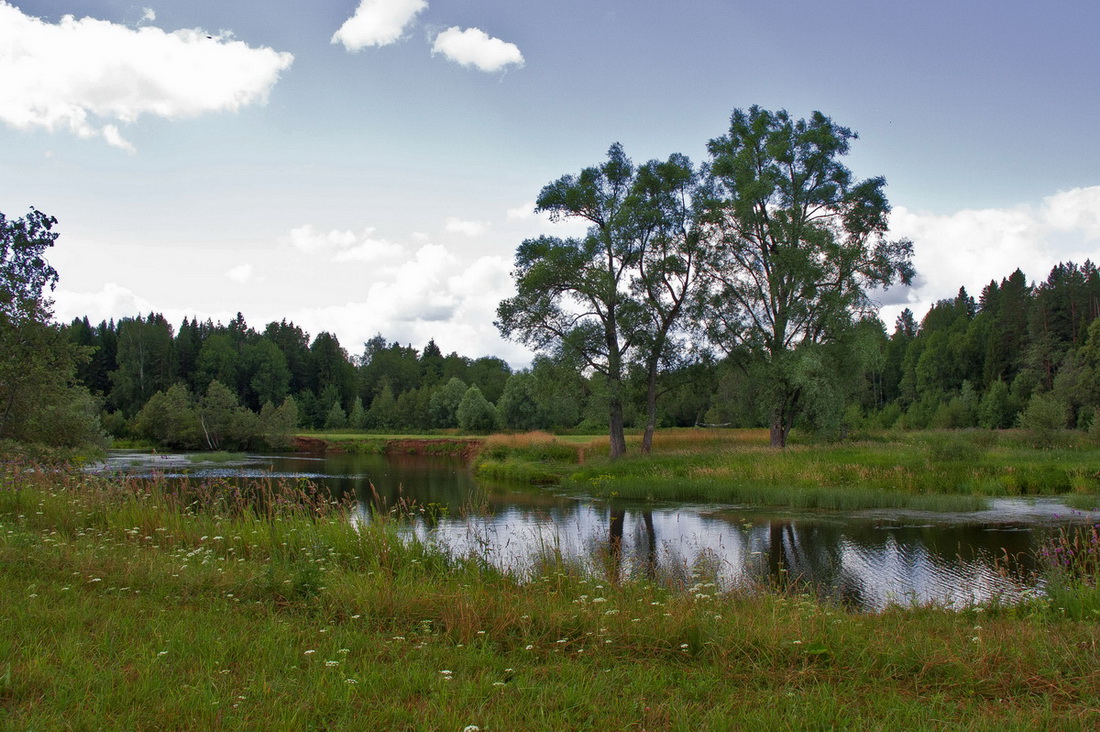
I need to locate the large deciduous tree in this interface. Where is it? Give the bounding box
[630,154,705,453]
[496,144,640,457]
[701,107,914,447]
[497,144,703,458]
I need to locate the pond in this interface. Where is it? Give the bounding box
[95,450,1099,611]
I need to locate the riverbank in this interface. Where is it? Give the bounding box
[3,466,1099,728]
[294,433,483,458]
[472,429,1100,511]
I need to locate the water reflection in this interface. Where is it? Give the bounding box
[97,450,1098,611]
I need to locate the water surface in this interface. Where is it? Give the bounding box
[97,450,1099,611]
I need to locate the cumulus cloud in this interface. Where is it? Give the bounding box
[0,2,293,150]
[431,27,524,72]
[286,224,405,262]
[289,244,524,361]
[140,8,156,23]
[444,217,489,237]
[1041,187,1100,240]
[882,185,1100,325]
[332,0,427,51]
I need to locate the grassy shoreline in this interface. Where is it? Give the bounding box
[3,465,1100,728]
[471,429,1100,511]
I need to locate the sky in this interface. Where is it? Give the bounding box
[2,0,1099,368]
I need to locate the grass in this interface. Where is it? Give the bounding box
[3,463,1100,728]
[471,428,1100,511]
[186,451,248,463]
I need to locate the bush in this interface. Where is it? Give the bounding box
[1018,392,1069,447]
[456,385,497,433]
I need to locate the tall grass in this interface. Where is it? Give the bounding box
[555,429,1100,509]
[4,463,1100,728]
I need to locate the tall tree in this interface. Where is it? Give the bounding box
[629,153,705,453]
[700,106,914,446]
[496,144,644,458]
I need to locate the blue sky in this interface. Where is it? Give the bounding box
[2,0,1098,365]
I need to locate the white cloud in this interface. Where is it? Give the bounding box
[444,217,489,237]
[225,264,255,284]
[289,244,526,361]
[504,201,591,238]
[882,185,1100,326]
[1041,187,1100,240]
[506,202,536,220]
[332,0,427,51]
[140,8,156,23]
[0,2,293,150]
[52,282,154,324]
[431,27,524,72]
[286,224,406,262]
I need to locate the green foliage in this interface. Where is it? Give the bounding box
[978,379,1019,429]
[496,373,539,430]
[0,208,105,450]
[701,106,914,447]
[366,384,396,430]
[134,383,201,449]
[324,400,348,430]
[456,385,497,433]
[1018,392,1069,447]
[429,377,467,428]
[259,396,298,449]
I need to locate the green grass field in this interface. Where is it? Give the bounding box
[3,463,1100,728]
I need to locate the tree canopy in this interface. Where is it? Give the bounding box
[699,106,915,446]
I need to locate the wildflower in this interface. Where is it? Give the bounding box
[525,645,534,650]
[792,640,802,645]
[440,670,452,675]
[345,678,358,684]
[326,661,339,667]
[304,649,316,655]
[338,648,350,654]
[464,727,480,732]
[157,651,168,657]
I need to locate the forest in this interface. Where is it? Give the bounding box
[3,108,1099,455]
[49,257,1099,452]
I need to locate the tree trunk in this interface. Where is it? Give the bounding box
[641,365,658,455]
[608,397,627,459]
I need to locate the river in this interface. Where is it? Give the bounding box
[94,450,1099,611]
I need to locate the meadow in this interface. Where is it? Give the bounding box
[475,429,1100,511]
[3,461,1100,728]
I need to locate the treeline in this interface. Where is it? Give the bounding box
[61,314,596,446]
[700,260,1100,438]
[60,258,1100,447]
[867,261,1100,432]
